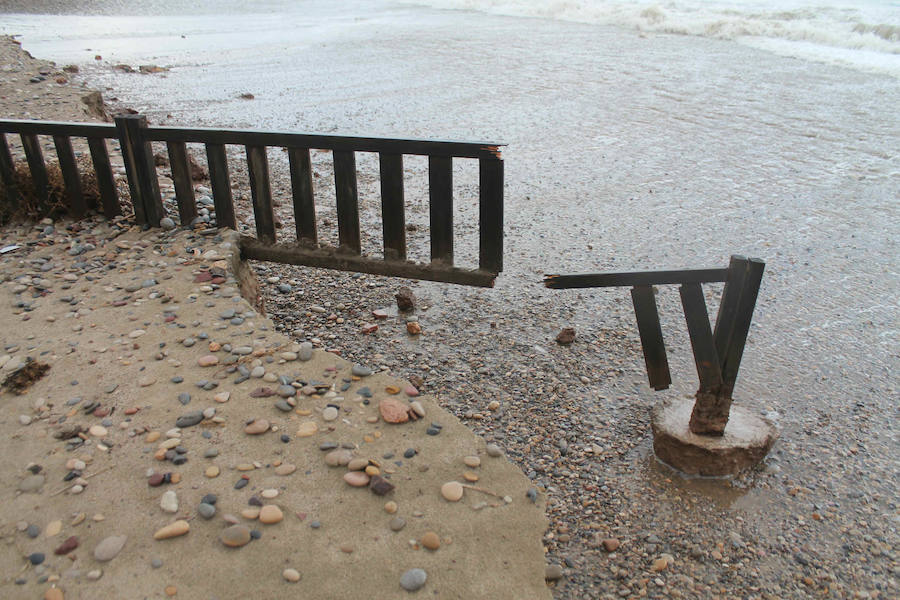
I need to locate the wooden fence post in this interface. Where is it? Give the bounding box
[115,114,165,226]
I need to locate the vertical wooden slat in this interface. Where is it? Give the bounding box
[717,257,765,395]
[288,147,317,244]
[87,137,120,218]
[0,133,20,204]
[166,141,197,226]
[679,283,724,391]
[631,285,671,391]
[333,150,360,254]
[246,145,275,243]
[379,152,405,260]
[479,158,503,273]
[53,135,87,217]
[205,143,236,230]
[115,115,165,226]
[428,155,453,263]
[21,134,49,205]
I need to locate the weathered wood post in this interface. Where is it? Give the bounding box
[115,114,165,226]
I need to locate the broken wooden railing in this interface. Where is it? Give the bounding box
[545,256,765,435]
[0,115,505,287]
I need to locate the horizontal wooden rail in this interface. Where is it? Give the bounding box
[0,119,117,138]
[144,125,504,159]
[544,268,729,289]
[240,237,497,287]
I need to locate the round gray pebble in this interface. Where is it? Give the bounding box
[400,568,427,591]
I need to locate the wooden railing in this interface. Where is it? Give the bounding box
[0,115,505,287]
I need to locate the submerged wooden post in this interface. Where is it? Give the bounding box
[115,114,165,226]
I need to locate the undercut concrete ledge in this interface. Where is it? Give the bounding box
[651,397,778,477]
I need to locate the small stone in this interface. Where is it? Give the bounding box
[46,520,63,537]
[652,557,668,572]
[88,425,108,437]
[87,569,103,581]
[261,488,279,499]
[395,287,416,311]
[244,419,270,435]
[153,520,190,540]
[175,411,203,428]
[283,568,301,582]
[380,398,409,424]
[275,463,296,476]
[369,475,395,496]
[198,503,216,519]
[19,475,45,493]
[463,456,481,468]
[296,421,318,437]
[94,535,127,561]
[406,322,422,335]
[29,552,45,565]
[351,364,373,377]
[389,517,406,531]
[421,531,440,550]
[214,391,230,403]
[298,342,313,361]
[220,524,251,547]
[325,449,352,467]
[259,505,284,524]
[160,490,178,513]
[348,458,369,471]
[54,536,79,555]
[441,481,464,502]
[322,406,338,421]
[44,588,64,600]
[400,568,427,592]
[343,471,370,487]
[545,564,564,580]
[486,444,503,457]
[197,355,219,367]
[205,465,220,478]
[384,501,398,514]
[160,217,176,230]
[555,327,576,345]
[602,538,620,552]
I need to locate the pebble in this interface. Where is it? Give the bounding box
[88,425,108,437]
[220,525,251,547]
[421,531,440,550]
[275,463,296,476]
[602,538,620,552]
[261,488,279,499]
[545,564,564,580]
[46,520,63,537]
[214,391,230,403]
[298,342,313,361]
[325,449,352,467]
[296,421,318,437]
[197,355,219,367]
[19,475,45,493]
[283,568,301,582]
[259,505,284,524]
[44,588,64,600]
[322,406,338,421]
[153,520,190,540]
[486,444,503,457]
[94,535,127,562]
[463,456,481,468]
[343,471,370,487]
[384,501,398,514]
[389,517,407,531]
[400,568,427,592]
[160,490,178,513]
[441,481,464,502]
[205,466,220,478]
[175,411,203,428]
[29,552,45,565]
[351,364,373,377]
[54,536,79,555]
[244,419,270,434]
[380,398,409,424]
[198,503,216,519]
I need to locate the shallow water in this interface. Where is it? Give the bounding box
[2,0,898,481]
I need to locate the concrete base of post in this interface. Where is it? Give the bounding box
[651,397,778,477]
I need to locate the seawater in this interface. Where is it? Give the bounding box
[415,0,900,77]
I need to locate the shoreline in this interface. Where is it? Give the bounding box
[2,33,899,600]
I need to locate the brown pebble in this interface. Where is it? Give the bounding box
[148,473,165,486]
[441,481,464,502]
[602,538,620,552]
[165,585,177,596]
[379,398,410,423]
[369,475,395,496]
[259,505,284,524]
[343,471,370,487]
[153,520,189,540]
[54,536,79,555]
[44,588,64,600]
[340,544,354,553]
[220,524,251,547]
[421,531,440,550]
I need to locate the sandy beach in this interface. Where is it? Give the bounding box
[1,1,899,598]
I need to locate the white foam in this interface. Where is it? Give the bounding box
[412,0,900,77]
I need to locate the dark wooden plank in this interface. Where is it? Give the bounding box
[679,283,724,391]
[20,134,49,205]
[52,135,87,217]
[144,125,504,160]
[428,155,453,263]
[479,158,503,273]
[544,268,729,289]
[631,285,671,391]
[205,143,236,230]
[379,152,406,260]
[87,137,120,218]
[717,257,765,395]
[0,133,20,205]
[287,147,317,244]
[240,237,497,287]
[0,119,116,138]
[166,141,197,226]
[332,150,360,254]
[115,115,165,226]
[246,145,275,243]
